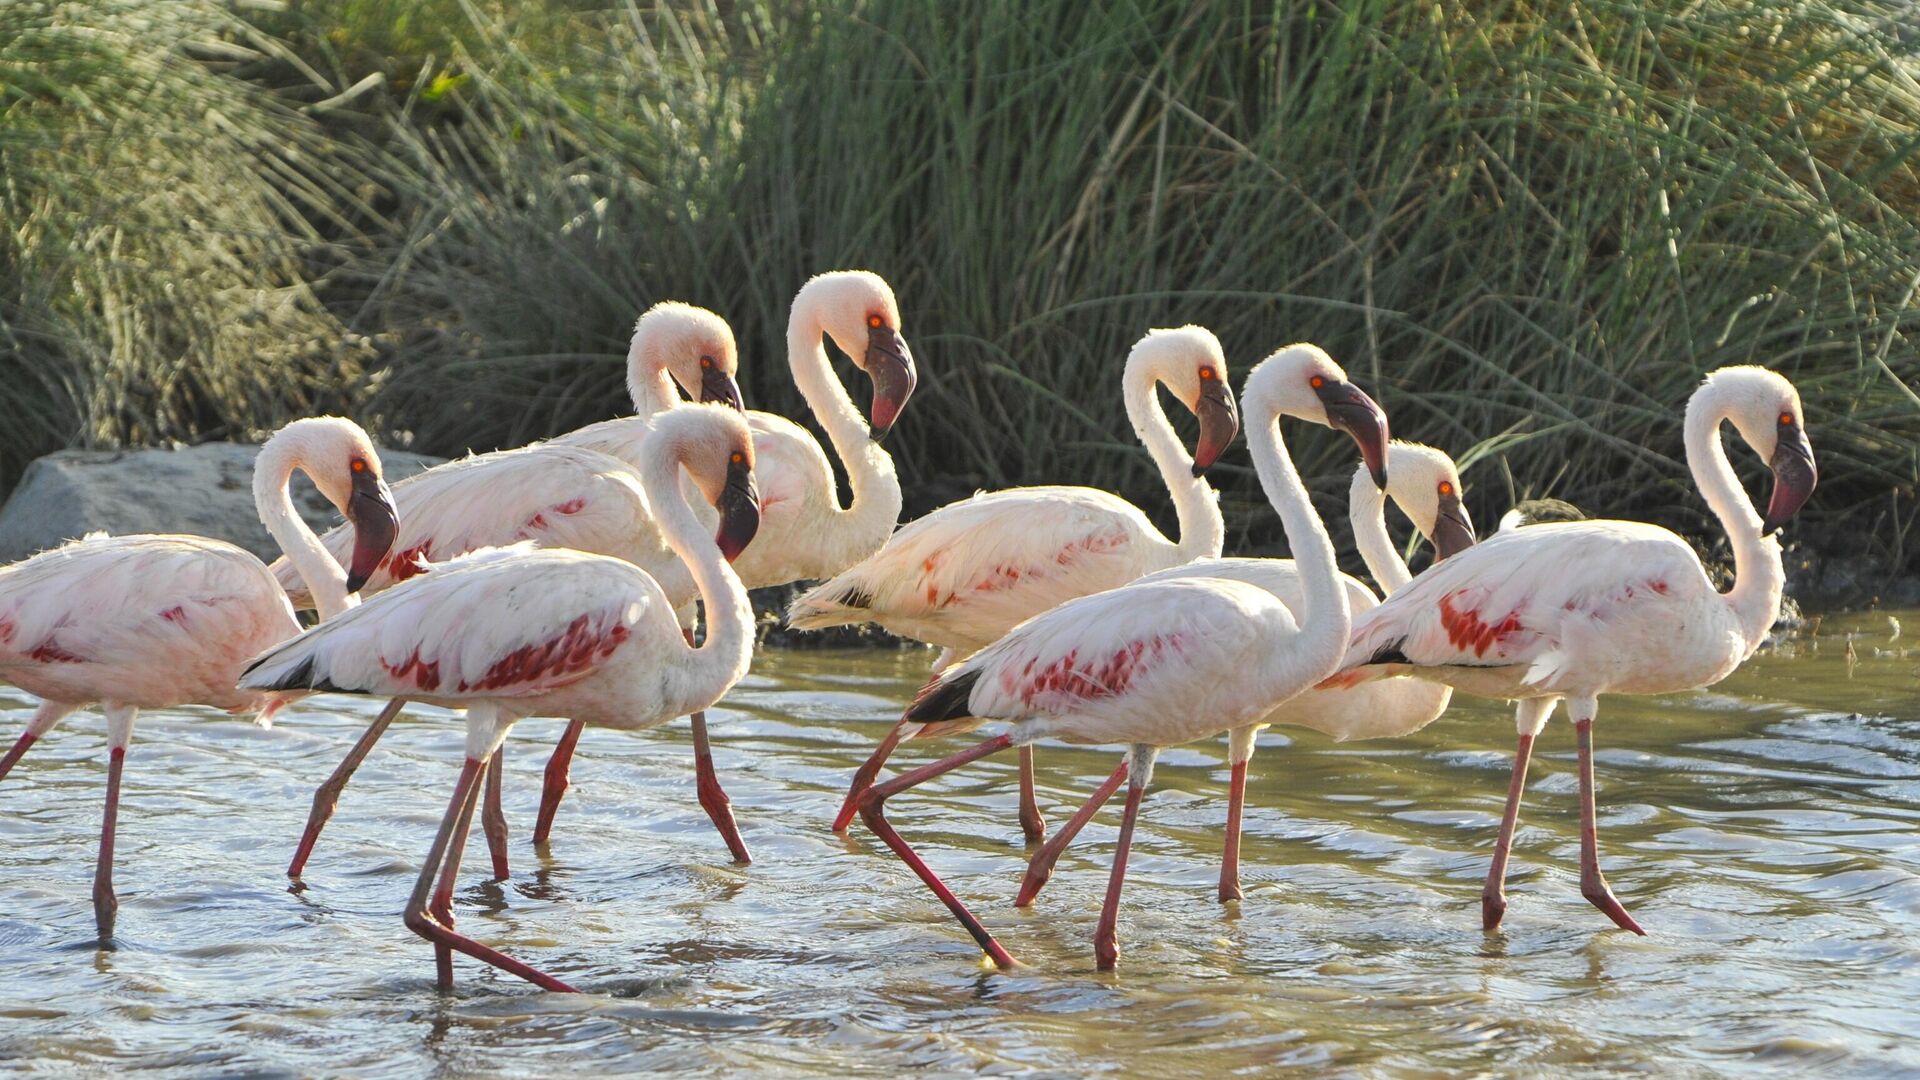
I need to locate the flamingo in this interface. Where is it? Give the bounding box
[855,344,1387,971]
[1325,365,1817,934]
[0,417,399,938]
[792,325,1269,840]
[272,300,745,881]
[529,269,917,845]
[1016,439,1478,907]
[237,404,761,993]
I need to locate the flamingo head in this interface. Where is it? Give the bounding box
[633,301,742,411]
[799,270,916,441]
[663,404,762,563]
[1710,366,1817,535]
[263,417,400,594]
[1378,441,1476,559]
[1244,344,1391,488]
[1129,326,1240,476]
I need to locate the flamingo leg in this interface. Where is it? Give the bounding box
[691,710,751,864]
[1017,745,1046,844]
[1482,732,1536,931]
[1016,760,1127,907]
[93,745,126,942]
[831,717,908,833]
[531,718,583,846]
[403,755,578,994]
[429,753,486,987]
[0,701,78,784]
[482,740,510,880]
[0,731,35,782]
[289,697,406,879]
[1094,745,1158,971]
[1572,703,1646,935]
[858,733,1019,970]
[1219,725,1260,903]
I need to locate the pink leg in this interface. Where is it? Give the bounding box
[0,731,35,782]
[531,718,584,846]
[404,756,578,994]
[290,697,406,879]
[1482,732,1535,931]
[859,733,1019,970]
[1017,745,1046,844]
[429,752,485,988]
[691,710,750,864]
[1094,747,1156,971]
[482,740,510,880]
[832,718,908,833]
[93,746,126,941]
[1219,760,1248,903]
[1574,713,1646,935]
[1016,760,1128,907]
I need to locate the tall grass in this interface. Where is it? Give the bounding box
[3,0,1917,575]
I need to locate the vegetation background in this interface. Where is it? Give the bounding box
[3,0,1917,585]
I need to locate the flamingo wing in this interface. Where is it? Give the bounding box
[1340,520,1711,681]
[244,546,666,702]
[1134,556,1380,616]
[790,486,1165,644]
[909,577,1294,743]
[272,445,660,607]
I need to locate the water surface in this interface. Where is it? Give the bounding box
[0,610,1916,1076]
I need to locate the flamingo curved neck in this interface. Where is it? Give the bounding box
[1245,409,1350,701]
[253,445,355,622]
[641,451,752,717]
[1120,361,1224,563]
[1684,386,1782,652]
[785,302,902,570]
[1347,465,1409,594]
[626,345,680,418]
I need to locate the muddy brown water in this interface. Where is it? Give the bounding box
[0,610,1915,1076]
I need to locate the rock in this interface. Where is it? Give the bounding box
[0,442,445,564]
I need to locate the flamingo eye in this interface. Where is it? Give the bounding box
[1309,375,1325,390]
[350,458,366,473]
[1438,480,1453,496]
[730,451,745,465]
[1199,366,1215,381]
[867,314,884,329]
[1778,411,1794,427]
[700,355,714,369]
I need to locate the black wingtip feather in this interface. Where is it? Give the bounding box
[242,652,348,694]
[905,667,981,724]
[840,585,873,610]
[1368,643,1412,666]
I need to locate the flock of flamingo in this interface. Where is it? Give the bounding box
[0,270,1817,992]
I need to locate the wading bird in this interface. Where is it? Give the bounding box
[0,418,399,938]
[239,405,761,994]
[857,344,1387,971]
[792,325,1263,840]
[1326,365,1817,934]
[1017,440,1477,906]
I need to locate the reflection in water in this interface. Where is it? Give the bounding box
[0,612,1915,1074]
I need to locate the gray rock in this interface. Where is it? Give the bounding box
[0,442,445,564]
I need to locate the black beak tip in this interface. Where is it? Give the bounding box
[345,570,370,593]
[1190,462,1207,478]
[1371,466,1389,489]
[1761,520,1782,538]
[870,424,893,444]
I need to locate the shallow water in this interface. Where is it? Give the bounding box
[0,610,1915,1077]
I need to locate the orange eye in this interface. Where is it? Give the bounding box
[867,314,884,329]
[1199,366,1215,381]
[350,458,366,473]
[700,355,714,369]
[1309,375,1325,390]
[730,451,745,465]
[1438,481,1453,496]
[1778,411,1794,426]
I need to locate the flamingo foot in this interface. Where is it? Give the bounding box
[1015,760,1126,908]
[1581,873,1647,935]
[832,719,907,834]
[1481,889,1508,932]
[690,711,751,865]
[289,697,405,879]
[483,741,510,880]
[532,718,584,846]
[1017,745,1046,844]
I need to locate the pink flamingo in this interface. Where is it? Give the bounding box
[238,404,761,993]
[0,418,399,939]
[1018,439,1476,906]
[1325,365,1817,933]
[791,325,1264,840]
[856,344,1386,971]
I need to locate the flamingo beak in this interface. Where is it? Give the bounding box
[1191,375,1240,477]
[864,324,917,442]
[344,470,399,594]
[714,456,761,563]
[1762,423,1816,536]
[1432,489,1477,559]
[701,364,745,411]
[1316,379,1390,488]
